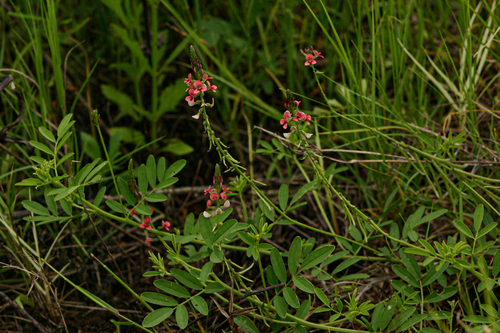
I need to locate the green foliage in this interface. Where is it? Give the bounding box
[4,0,500,331]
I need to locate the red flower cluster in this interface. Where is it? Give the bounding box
[280,99,311,129]
[203,165,231,219]
[184,73,217,105]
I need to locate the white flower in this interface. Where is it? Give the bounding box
[283,132,291,138]
[203,211,211,218]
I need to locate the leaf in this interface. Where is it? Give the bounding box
[106,200,126,214]
[138,164,148,197]
[16,178,43,187]
[154,280,190,298]
[296,299,311,320]
[204,282,224,293]
[80,131,101,160]
[56,132,73,152]
[135,205,153,215]
[332,257,361,275]
[214,219,238,243]
[371,302,384,330]
[157,157,166,182]
[141,292,177,306]
[273,296,288,318]
[294,325,308,333]
[54,186,79,201]
[397,314,428,332]
[270,248,287,284]
[143,307,174,328]
[399,249,420,281]
[146,155,156,188]
[117,178,137,206]
[191,296,208,315]
[379,298,397,330]
[301,245,335,272]
[161,139,194,156]
[57,113,74,139]
[478,222,498,239]
[60,199,72,215]
[101,84,141,121]
[145,193,168,202]
[425,287,457,303]
[314,288,329,306]
[290,180,317,205]
[418,209,448,225]
[474,204,484,233]
[387,307,416,332]
[22,201,50,216]
[164,160,186,179]
[184,213,195,235]
[157,78,187,116]
[418,239,436,255]
[422,262,449,286]
[74,158,100,186]
[176,304,188,329]
[156,177,178,190]
[453,220,474,238]
[44,190,57,215]
[293,276,315,294]
[199,214,214,248]
[233,315,259,333]
[200,262,213,283]
[493,250,500,277]
[170,269,204,290]
[405,248,432,256]
[282,287,300,308]
[29,140,53,156]
[266,266,279,286]
[278,184,289,211]
[392,265,419,288]
[56,152,74,168]
[288,236,302,275]
[84,161,108,184]
[39,127,55,143]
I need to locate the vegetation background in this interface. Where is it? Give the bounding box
[2,0,500,332]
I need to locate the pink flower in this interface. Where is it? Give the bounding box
[162,220,171,231]
[144,217,151,224]
[207,81,217,92]
[301,47,324,66]
[204,186,212,195]
[305,53,316,66]
[139,223,152,230]
[207,200,211,207]
[210,192,219,201]
[145,237,153,245]
[280,110,292,129]
[130,209,137,216]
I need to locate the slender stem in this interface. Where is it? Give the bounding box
[95,122,123,208]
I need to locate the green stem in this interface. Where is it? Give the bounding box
[95,121,123,208]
